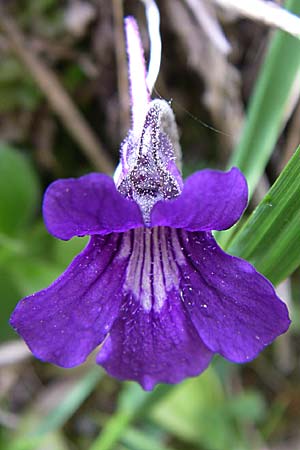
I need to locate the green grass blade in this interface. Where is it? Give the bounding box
[229,0,300,198]
[89,383,172,450]
[122,428,177,450]
[90,410,132,450]
[228,147,300,285]
[5,368,102,450]
[34,368,103,437]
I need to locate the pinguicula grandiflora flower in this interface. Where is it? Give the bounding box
[10,13,290,391]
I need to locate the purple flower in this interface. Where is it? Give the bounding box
[10,17,290,390]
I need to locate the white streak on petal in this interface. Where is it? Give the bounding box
[124,229,143,301]
[122,227,185,313]
[161,227,178,291]
[117,230,132,259]
[132,229,145,299]
[141,229,152,311]
[153,227,165,311]
[170,228,186,265]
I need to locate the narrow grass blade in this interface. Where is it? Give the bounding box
[229,0,300,198]
[122,428,177,450]
[5,369,102,450]
[89,383,172,450]
[228,147,300,285]
[33,368,102,437]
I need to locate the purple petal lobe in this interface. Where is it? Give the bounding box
[43,173,144,240]
[175,230,290,363]
[10,234,131,367]
[97,291,213,390]
[151,168,248,231]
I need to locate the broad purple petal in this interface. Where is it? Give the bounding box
[175,230,290,362]
[97,291,213,390]
[151,168,248,231]
[43,173,144,240]
[10,234,131,367]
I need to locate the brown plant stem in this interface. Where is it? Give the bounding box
[0,7,114,174]
[112,0,130,137]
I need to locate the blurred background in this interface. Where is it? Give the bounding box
[0,1,300,449]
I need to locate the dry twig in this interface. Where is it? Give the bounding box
[0,340,31,366]
[166,0,244,155]
[0,6,114,174]
[211,0,300,38]
[112,0,130,135]
[185,0,231,55]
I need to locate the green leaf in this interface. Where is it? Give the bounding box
[150,368,226,450]
[227,391,266,423]
[121,428,176,450]
[0,266,22,340]
[150,371,264,450]
[8,257,64,296]
[229,0,300,198]
[53,235,88,268]
[0,253,63,342]
[0,144,40,236]
[228,147,300,285]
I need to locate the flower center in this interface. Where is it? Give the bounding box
[117,100,183,224]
